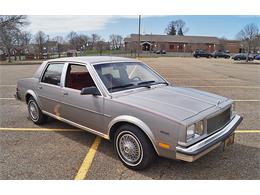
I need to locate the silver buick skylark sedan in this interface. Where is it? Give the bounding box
[16,56,243,170]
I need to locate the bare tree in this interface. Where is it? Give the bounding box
[67,31,79,50]
[237,23,259,61]
[109,34,123,49]
[53,36,64,58]
[165,19,188,36]
[34,31,47,58]
[21,31,32,49]
[0,15,28,62]
[0,15,27,29]
[90,33,101,49]
[78,34,90,51]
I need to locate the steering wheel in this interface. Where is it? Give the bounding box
[131,76,141,82]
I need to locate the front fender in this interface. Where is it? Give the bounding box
[107,115,158,154]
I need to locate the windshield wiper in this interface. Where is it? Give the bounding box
[137,80,168,88]
[151,81,169,86]
[107,83,135,91]
[137,80,156,86]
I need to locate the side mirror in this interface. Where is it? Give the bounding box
[80,86,101,96]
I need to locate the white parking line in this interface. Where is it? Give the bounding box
[186,86,260,89]
[234,100,260,102]
[0,98,15,100]
[0,85,16,87]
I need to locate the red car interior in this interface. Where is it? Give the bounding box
[66,72,95,90]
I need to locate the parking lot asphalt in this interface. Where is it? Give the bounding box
[0,57,259,179]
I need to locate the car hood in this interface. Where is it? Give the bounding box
[114,86,228,121]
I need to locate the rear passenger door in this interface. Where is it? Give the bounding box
[37,62,65,115]
[61,63,106,133]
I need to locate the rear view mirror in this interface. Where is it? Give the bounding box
[80,86,101,96]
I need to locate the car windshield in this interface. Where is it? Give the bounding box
[94,62,167,93]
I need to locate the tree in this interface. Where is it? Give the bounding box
[90,33,101,49]
[165,21,177,35]
[67,31,79,50]
[237,23,259,61]
[34,31,47,57]
[0,15,28,29]
[0,15,28,62]
[165,19,188,36]
[78,34,90,51]
[109,34,123,49]
[53,36,65,58]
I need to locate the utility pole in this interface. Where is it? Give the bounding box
[138,15,141,58]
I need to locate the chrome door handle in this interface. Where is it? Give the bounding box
[38,86,42,89]
[63,92,68,96]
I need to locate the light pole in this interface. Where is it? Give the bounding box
[138,15,141,58]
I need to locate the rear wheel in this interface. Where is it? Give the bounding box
[114,124,156,170]
[28,97,47,124]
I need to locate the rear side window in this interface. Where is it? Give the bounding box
[41,63,64,86]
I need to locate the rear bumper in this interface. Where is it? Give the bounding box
[176,114,243,162]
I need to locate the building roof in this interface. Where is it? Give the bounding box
[48,56,138,64]
[125,34,220,44]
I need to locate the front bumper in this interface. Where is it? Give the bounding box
[176,114,243,162]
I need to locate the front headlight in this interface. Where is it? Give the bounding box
[187,124,195,141]
[186,120,204,142]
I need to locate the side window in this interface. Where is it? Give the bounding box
[65,64,96,90]
[41,63,64,86]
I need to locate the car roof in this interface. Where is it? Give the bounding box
[46,56,139,65]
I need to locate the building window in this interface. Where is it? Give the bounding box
[169,44,174,49]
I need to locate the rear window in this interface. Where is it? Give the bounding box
[41,63,64,86]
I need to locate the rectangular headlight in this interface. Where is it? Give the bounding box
[195,120,204,135]
[186,120,204,142]
[187,124,195,141]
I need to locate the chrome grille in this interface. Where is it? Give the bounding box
[207,108,231,134]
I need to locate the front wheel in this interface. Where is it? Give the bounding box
[28,97,47,124]
[114,124,156,170]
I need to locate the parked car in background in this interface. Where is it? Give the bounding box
[193,50,213,58]
[254,54,260,60]
[232,53,254,61]
[155,50,166,54]
[212,51,230,59]
[15,56,243,170]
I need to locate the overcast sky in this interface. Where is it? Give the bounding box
[26,15,260,41]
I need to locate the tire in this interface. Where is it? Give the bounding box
[27,97,47,124]
[114,124,156,170]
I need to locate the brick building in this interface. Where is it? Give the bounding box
[124,34,241,53]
